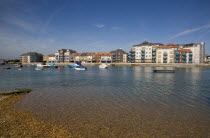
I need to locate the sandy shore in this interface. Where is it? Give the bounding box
[0,89,72,137]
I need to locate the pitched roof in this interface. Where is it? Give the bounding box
[21,52,43,56]
[166,43,175,46]
[97,52,112,56]
[70,53,81,56]
[158,46,179,48]
[110,48,127,54]
[48,54,55,57]
[133,41,163,47]
[180,48,192,53]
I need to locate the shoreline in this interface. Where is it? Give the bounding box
[21,62,210,68]
[0,89,71,137]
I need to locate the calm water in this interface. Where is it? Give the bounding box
[1,65,210,137]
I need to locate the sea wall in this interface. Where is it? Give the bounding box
[21,62,210,68]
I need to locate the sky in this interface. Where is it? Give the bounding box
[0,0,210,59]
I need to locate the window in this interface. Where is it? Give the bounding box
[158,55,161,58]
[158,51,161,54]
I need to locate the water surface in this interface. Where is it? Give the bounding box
[1,65,209,137]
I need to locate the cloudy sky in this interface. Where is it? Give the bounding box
[0,0,210,59]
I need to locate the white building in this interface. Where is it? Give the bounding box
[178,42,205,63]
[132,41,163,63]
[55,49,76,62]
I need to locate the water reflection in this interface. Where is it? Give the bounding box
[1,66,209,137]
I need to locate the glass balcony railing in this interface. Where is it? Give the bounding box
[189,53,193,56]
[141,50,145,52]
[163,56,167,59]
[152,53,156,56]
[176,53,180,55]
[182,56,186,59]
[129,51,135,53]
[182,53,186,55]
[152,49,156,52]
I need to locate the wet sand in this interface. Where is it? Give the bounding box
[0,89,71,137]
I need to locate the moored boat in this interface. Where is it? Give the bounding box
[99,63,108,69]
[75,66,87,70]
[1,67,11,70]
[14,63,23,68]
[68,62,81,68]
[153,70,175,73]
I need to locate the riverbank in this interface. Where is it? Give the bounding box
[21,62,210,68]
[0,89,71,137]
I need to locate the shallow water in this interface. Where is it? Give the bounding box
[1,65,210,137]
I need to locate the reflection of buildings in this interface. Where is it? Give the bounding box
[21,52,43,63]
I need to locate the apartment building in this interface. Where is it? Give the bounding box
[129,41,163,63]
[110,49,127,63]
[55,49,76,62]
[178,42,205,63]
[156,44,179,63]
[20,52,43,63]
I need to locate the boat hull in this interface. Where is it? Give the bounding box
[153,70,175,73]
[1,67,11,70]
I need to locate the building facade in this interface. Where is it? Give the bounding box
[97,52,112,63]
[110,49,127,63]
[20,52,43,63]
[55,49,76,62]
[178,42,205,63]
[129,41,163,63]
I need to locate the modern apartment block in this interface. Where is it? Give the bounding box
[178,42,205,63]
[110,49,127,63]
[55,49,76,62]
[156,44,180,63]
[20,52,43,63]
[128,41,163,63]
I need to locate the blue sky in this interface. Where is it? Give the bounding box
[0,0,210,59]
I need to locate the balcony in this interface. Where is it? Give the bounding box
[182,53,186,56]
[182,61,186,63]
[141,60,145,63]
[189,57,192,60]
[175,61,180,63]
[152,57,156,59]
[141,57,145,59]
[176,52,180,55]
[152,53,156,56]
[141,53,145,56]
[152,49,156,52]
[182,56,186,59]
[129,51,135,53]
[163,56,167,59]
[163,53,167,56]
[189,53,193,56]
[141,50,145,52]
[152,60,156,63]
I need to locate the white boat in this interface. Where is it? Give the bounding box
[35,65,44,70]
[75,66,87,70]
[99,63,108,69]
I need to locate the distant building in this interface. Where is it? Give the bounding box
[55,49,76,62]
[129,41,163,63]
[97,52,112,63]
[123,54,128,63]
[178,42,205,63]
[70,53,81,62]
[20,52,43,63]
[110,49,127,63]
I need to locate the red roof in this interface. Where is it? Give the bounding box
[166,43,175,46]
[97,52,111,56]
[158,46,179,48]
[180,48,192,53]
[48,54,55,57]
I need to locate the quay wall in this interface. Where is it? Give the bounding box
[21,62,210,68]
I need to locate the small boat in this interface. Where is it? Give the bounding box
[68,62,81,68]
[37,63,58,68]
[75,66,87,70]
[99,63,108,69]
[35,66,44,70]
[153,70,175,73]
[1,67,11,70]
[14,63,23,68]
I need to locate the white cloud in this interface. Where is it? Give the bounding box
[170,24,210,39]
[95,24,105,28]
